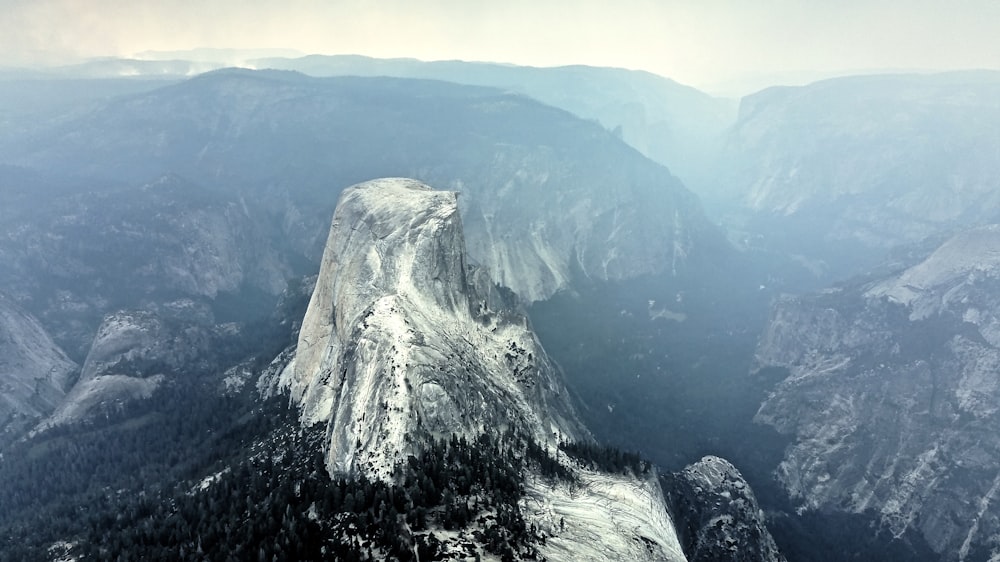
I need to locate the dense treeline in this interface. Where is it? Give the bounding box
[0,374,590,562]
[558,440,650,475]
[81,428,576,561]
[0,386,288,561]
[50,428,572,561]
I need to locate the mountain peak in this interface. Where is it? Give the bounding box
[284,178,586,478]
[277,177,690,560]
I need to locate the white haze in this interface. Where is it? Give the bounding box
[1,0,999,94]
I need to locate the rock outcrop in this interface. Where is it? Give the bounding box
[44,303,230,427]
[754,225,1000,559]
[667,456,785,562]
[0,292,78,446]
[281,177,688,561]
[283,178,586,477]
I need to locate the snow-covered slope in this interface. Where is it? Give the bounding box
[282,177,687,561]
[0,292,77,446]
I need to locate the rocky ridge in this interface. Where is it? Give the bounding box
[754,225,1000,559]
[667,456,785,562]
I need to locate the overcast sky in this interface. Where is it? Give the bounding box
[3,0,999,93]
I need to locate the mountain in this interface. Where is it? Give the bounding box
[5,54,735,191]
[283,177,585,474]
[0,75,181,136]
[1,69,723,307]
[250,54,736,189]
[753,225,1000,559]
[275,177,689,560]
[0,176,778,562]
[0,68,784,560]
[717,71,1000,282]
[0,292,77,447]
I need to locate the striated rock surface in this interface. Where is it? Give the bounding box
[0,292,78,446]
[754,225,1000,559]
[282,177,687,561]
[667,456,785,562]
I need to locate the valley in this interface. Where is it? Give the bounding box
[0,55,997,561]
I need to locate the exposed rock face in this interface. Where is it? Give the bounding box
[754,225,1000,559]
[523,471,688,562]
[285,178,586,477]
[667,456,785,562]
[283,177,687,561]
[718,71,1000,280]
[0,292,77,446]
[448,143,712,302]
[44,305,226,427]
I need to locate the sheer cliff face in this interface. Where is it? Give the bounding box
[285,178,586,478]
[283,178,689,562]
[448,143,710,302]
[755,225,1000,558]
[0,293,77,446]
